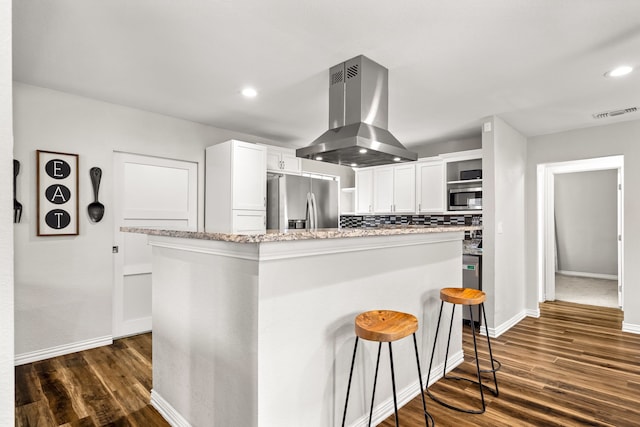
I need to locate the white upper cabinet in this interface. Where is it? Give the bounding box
[206,140,266,234]
[373,167,394,213]
[416,159,445,213]
[265,145,301,174]
[392,164,416,213]
[372,164,415,214]
[355,169,374,214]
[232,142,267,210]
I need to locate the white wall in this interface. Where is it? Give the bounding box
[482,116,527,334]
[413,135,482,158]
[13,83,281,357]
[554,170,617,276]
[526,119,640,326]
[0,0,15,423]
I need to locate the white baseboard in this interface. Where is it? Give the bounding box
[15,335,113,366]
[151,390,192,427]
[557,270,618,281]
[526,308,541,318]
[350,350,464,427]
[486,310,527,338]
[622,322,640,335]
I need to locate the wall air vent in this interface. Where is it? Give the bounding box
[592,107,637,119]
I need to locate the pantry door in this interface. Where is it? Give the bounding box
[113,152,197,338]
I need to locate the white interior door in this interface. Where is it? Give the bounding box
[113,152,197,338]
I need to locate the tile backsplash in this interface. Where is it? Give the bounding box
[340,214,482,228]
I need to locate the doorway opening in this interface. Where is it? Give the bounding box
[537,156,624,313]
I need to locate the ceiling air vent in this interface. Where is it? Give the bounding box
[592,107,638,119]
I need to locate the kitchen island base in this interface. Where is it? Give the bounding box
[143,230,466,427]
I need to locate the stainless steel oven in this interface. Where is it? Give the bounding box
[449,187,482,211]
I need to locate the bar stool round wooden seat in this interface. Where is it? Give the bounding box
[342,310,434,427]
[425,288,501,414]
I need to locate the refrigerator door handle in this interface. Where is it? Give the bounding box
[306,192,313,230]
[310,192,318,231]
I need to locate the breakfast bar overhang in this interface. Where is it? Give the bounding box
[123,226,477,427]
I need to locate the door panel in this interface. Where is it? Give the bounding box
[113,152,197,338]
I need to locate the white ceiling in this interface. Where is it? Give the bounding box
[12,0,640,151]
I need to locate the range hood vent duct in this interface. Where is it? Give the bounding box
[296,55,417,168]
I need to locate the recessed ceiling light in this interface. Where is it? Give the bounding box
[315,156,323,161]
[604,66,633,78]
[393,157,401,162]
[241,87,258,98]
[359,149,367,154]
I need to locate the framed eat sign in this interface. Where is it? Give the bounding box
[37,150,79,236]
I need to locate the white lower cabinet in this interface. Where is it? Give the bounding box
[232,210,266,234]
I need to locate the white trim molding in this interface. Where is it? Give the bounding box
[151,390,193,427]
[15,335,113,366]
[556,270,618,281]
[486,310,527,338]
[526,308,541,318]
[622,323,640,335]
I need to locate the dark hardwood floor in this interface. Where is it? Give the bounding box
[15,301,640,426]
[381,301,640,427]
[15,333,168,427]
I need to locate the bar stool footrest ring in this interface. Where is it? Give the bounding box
[425,388,485,415]
[479,358,502,374]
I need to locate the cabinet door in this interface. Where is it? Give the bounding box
[280,151,301,173]
[355,169,374,214]
[232,141,267,210]
[266,150,281,171]
[266,146,301,173]
[393,164,416,213]
[416,160,444,213]
[373,166,394,213]
[232,210,266,234]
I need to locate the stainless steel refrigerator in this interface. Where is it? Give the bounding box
[267,173,339,231]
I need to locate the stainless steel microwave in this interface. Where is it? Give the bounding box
[449,187,482,211]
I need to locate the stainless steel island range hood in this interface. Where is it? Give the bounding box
[296,55,417,168]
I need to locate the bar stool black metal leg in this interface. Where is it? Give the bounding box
[412,333,435,426]
[469,304,486,413]
[480,302,500,395]
[388,343,399,427]
[426,301,444,389]
[426,301,500,414]
[341,337,359,427]
[368,342,383,427]
[441,304,457,378]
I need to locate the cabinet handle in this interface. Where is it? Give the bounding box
[418,203,421,212]
[369,205,372,213]
[264,197,266,208]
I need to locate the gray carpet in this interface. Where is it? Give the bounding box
[555,273,619,308]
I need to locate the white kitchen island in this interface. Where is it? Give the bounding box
[123,226,477,427]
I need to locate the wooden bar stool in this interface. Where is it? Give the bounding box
[341,310,434,427]
[425,288,500,414]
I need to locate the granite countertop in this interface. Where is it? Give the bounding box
[121,225,483,244]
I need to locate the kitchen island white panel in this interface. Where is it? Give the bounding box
[134,228,468,427]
